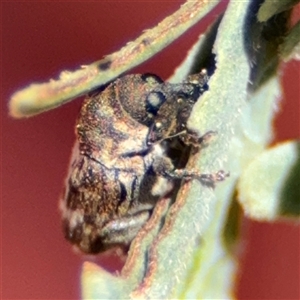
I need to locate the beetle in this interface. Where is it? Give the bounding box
[59,70,227,254]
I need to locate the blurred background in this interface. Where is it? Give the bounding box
[2,1,299,299]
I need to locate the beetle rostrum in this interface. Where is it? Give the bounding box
[59,71,227,254]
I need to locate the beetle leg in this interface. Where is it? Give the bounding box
[163,168,229,187]
[152,154,229,187]
[182,130,217,147]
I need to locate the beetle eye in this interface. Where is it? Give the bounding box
[146,92,166,115]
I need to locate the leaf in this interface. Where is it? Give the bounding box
[279,20,300,62]
[257,0,300,22]
[245,6,292,91]
[81,262,124,299]
[238,141,300,221]
[131,0,253,298]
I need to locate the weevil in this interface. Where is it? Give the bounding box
[59,70,228,254]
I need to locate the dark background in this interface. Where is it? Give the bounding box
[2,2,299,299]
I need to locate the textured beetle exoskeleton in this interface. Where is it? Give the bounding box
[60,71,226,254]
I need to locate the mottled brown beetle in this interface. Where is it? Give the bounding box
[59,70,227,254]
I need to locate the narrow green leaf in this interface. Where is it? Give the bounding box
[222,195,243,253]
[257,0,300,22]
[279,20,300,62]
[246,9,291,91]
